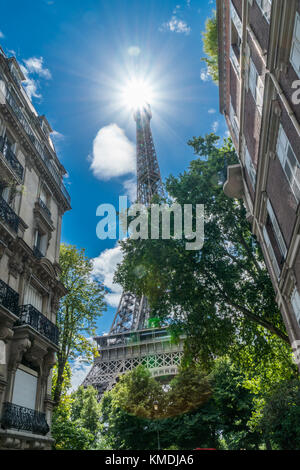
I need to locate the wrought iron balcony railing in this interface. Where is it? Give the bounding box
[1,402,49,436]
[18,304,59,346]
[0,136,24,181]
[5,88,71,206]
[37,198,51,220]
[0,194,19,232]
[0,279,19,316]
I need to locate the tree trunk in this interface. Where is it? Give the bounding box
[53,360,66,406]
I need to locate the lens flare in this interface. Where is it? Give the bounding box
[122,78,154,109]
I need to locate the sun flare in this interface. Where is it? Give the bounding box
[122,78,154,110]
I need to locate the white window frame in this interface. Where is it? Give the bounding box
[262,226,280,279]
[266,199,287,259]
[229,99,239,140]
[291,287,300,328]
[249,58,264,113]
[290,12,300,79]
[276,124,300,203]
[230,2,242,39]
[243,142,256,189]
[255,0,272,23]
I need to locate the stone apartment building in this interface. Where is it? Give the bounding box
[0,47,70,449]
[217,0,300,360]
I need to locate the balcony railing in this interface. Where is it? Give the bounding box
[18,304,59,345]
[1,402,49,436]
[0,279,19,316]
[0,194,19,232]
[0,136,24,181]
[4,88,71,206]
[38,198,51,220]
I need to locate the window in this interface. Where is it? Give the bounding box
[229,99,239,140]
[249,58,264,113]
[230,2,242,75]
[290,13,300,78]
[266,199,287,259]
[230,2,242,38]
[291,287,300,327]
[24,284,43,311]
[262,226,280,279]
[12,366,38,409]
[276,124,300,203]
[256,0,272,23]
[244,142,256,189]
[34,228,47,257]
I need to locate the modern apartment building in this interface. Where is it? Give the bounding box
[0,47,70,449]
[217,0,300,360]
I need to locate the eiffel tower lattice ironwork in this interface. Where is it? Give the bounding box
[83,104,184,396]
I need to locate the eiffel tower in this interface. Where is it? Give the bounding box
[83,104,184,396]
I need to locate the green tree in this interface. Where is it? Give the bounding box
[71,386,101,434]
[100,361,263,450]
[52,367,102,449]
[53,244,106,405]
[115,135,291,370]
[260,379,300,450]
[202,11,219,84]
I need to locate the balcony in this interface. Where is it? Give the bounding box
[0,195,19,232]
[1,402,49,436]
[4,88,71,206]
[0,136,24,181]
[18,305,59,346]
[0,279,19,316]
[37,198,51,220]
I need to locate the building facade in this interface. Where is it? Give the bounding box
[0,47,70,449]
[217,0,300,360]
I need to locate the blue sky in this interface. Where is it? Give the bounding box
[1,0,227,386]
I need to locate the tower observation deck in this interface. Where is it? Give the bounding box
[83,104,184,396]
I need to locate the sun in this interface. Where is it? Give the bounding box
[121,78,154,110]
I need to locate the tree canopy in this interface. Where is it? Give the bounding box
[202,11,219,84]
[53,244,106,405]
[100,361,264,450]
[115,135,292,372]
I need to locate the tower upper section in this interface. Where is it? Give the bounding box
[134,104,164,205]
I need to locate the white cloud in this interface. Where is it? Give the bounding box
[160,16,191,35]
[208,108,216,114]
[123,178,137,203]
[92,245,123,308]
[200,67,211,82]
[89,124,136,180]
[0,31,4,39]
[23,57,51,79]
[70,356,92,392]
[21,56,52,101]
[128,46,141,57]
[212,121,219,133]
[20,66,41,100]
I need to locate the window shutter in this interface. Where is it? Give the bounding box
[291,288,300,327]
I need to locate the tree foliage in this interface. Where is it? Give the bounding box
[260,379,300,450]
[53,244,106,405]
[202,11,219,84]
[52,382,102,450]
[115,135,292,372]
[100,361,263,450]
